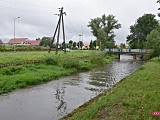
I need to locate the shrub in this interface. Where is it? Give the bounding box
[63,59,81,69]
[2,67,22,75]
[44,57,58,65]
[89,55,105,64]
[150,56,160,62]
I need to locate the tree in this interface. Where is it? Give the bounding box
[145,27,160,56]
[77,41,84,49]
[39,36,52,47]
[62,42,66,49]
[88,14,121,50]
[126,14,159,49]
[89,40,94,50]
[73,42,77,48]
[93,40,97,49]
[68,40,73,49]
[36,38,40,41]
[120,43,126,48]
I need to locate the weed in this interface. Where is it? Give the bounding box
[44,57,58,65]
[63,59,81,69]
[1,67,22,75]
[89,55,105,64]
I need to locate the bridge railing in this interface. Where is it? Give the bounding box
[105,49,152,53]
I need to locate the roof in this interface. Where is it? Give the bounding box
[0,39,3,44]
[8,38,29,44]
[24,40,40,45]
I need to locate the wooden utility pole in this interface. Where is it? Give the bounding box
[48,7,66,54]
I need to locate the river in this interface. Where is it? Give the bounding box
[0,55,145,120]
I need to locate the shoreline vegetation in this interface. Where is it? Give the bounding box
[0,50,116,94]
[61,57,160,120]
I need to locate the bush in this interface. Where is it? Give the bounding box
[89,55,105,64]
[150,56,160,62]
[44,57,58,65]
[2,67,22,75]
[142,54,152,60]
[63,59,81,69]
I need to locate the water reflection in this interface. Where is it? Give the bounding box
[0,55,145,120]
[55,86,67,116]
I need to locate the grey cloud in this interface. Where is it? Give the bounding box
[0,0,158,44]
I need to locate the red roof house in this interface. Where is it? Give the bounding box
[24,40,40,46]
[8,38,29,45]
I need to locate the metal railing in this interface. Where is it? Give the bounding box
[105,49,152,53]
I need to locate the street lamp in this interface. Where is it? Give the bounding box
[81,26,83,42]
[14,17,20,51]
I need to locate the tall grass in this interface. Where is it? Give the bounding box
[0,52,115,94]
[0,64,75,94]
[0,51,103,64]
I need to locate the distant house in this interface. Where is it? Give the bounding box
[24,40,40,46]
[82,45,90,50]
[0,39,3,44]
[8,38,29,45]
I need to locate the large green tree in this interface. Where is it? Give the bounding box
[127,14,159,49]
[40,36,52,47]
[145,27,160,56]
[88,14,121,50]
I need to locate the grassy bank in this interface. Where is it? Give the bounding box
[0,50,104,64]
[0,51,116,94]
[61,57,160,120]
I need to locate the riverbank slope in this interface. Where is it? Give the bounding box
[61,57,160,120]
[0,51,116,94]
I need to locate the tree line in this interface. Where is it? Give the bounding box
[40,1,160,56]
[88,0,160,56]
[39,36,84,49]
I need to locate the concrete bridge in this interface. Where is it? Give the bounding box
[105,49,152,60]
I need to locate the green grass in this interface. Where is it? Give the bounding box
[0,64,75,94]
[61,57,160,120]
[0,50,104,64]
[0,51,116,94]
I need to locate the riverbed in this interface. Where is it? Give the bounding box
[0,55,145,120]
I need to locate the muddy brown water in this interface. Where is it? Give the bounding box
[0,55,145,120]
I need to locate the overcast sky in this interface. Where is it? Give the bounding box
[0,0,159,45]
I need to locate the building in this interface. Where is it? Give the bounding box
[8,38,40,46]
[24,40,40,46]
[8,38,29,45]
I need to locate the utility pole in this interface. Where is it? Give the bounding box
[48,7,66,54]
[81,26,83,42]
[14,17,20,52]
